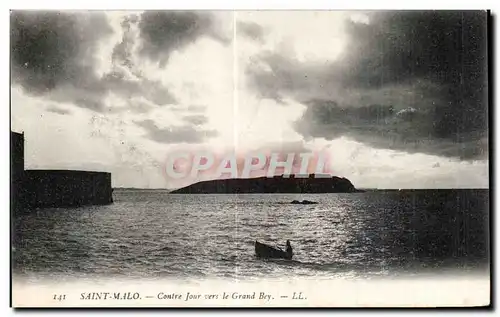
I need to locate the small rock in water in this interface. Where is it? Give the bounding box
[290,200,318,205]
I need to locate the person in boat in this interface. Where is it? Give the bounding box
[286,240,293,259]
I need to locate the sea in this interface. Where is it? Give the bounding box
[12,189,490,282]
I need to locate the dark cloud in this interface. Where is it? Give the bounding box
[237,21,265,42]
[47,106,71,115]
[169,104,208,113]
[135,119,218,144]
[101,70,176,106]
[248,11,489,160]
[186,105,207,112]
[112,14,139,71]
[11,11,176,112]
[138,11,228,66]
[235,140,336,177]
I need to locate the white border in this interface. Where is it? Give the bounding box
[4,0,499,10]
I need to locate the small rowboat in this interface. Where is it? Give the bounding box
[255,241,292,260]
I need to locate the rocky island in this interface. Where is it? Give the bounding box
[170,174,360,194]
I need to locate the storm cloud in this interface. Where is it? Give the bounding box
[237,21,265,42]
[247,11,489,160]
[182,114,209,126]
[10,11,112,104]
[138,11,229,66]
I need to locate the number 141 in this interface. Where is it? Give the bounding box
[53,294,66,301]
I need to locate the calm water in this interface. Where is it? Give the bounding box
[12,190,490,281]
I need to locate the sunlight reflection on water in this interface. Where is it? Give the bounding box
[13,190,489,280]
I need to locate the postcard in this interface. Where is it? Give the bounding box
[10,9,490,308]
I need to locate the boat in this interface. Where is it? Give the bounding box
[290,200,318,205]
[255,241,293,260]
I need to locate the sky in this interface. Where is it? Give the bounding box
[10,10,489,189]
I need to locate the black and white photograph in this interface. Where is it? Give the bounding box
[10,9,491,308]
